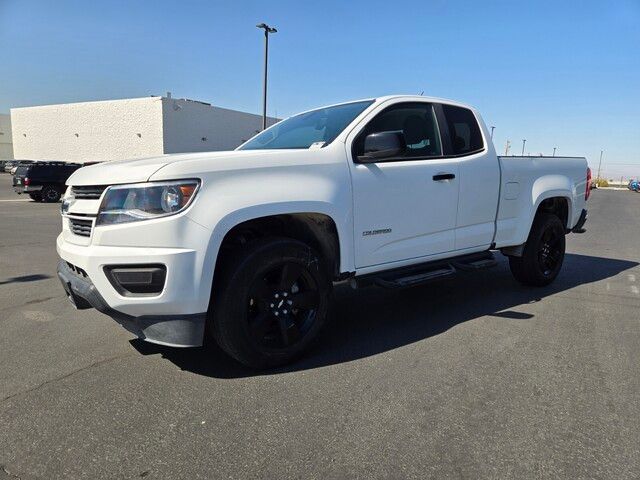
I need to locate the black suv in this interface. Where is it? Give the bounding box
[13,162,83,202]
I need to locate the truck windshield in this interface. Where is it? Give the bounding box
[239,100,373,150]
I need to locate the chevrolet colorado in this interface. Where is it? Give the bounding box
[56,95,590,368]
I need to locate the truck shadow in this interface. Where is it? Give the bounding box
[130,253,638,378]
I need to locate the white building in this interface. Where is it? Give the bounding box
[0,114,13,159]
[10,95,277,162]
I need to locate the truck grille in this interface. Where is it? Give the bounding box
[69,218,93,237]
[71,185,108,199]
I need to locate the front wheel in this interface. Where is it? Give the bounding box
[210,238,331,369]
[508,213,566,287]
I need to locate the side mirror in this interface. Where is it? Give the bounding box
[357,131,406,163]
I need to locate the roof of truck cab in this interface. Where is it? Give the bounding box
[289,95,476,119]
[374,95,474,109]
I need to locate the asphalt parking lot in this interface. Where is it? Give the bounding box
[1,174,639,479]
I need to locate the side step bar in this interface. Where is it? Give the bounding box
[375,266,456,288]
[358,251,498,290]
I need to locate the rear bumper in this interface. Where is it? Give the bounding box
[13,185,43,194]
[57,258,206,348]
[571,209,588,233]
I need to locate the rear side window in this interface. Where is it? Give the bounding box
[442,105,484,155]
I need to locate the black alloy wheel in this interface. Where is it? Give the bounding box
[211,238,330,369]
[246,261,320,350]
[41,185,61,203]
[538,226,563,276]
[508,213,566,287]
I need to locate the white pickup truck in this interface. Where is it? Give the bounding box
[57,95,590,368]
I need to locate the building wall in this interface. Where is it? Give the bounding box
[9,96,278,162]
[11,97,165,162]
[161,97,277,154]
[0,114,13,159]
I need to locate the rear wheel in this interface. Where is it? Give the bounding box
[28,192,42,202]
[509,213,566,286]
[41,185,62,203]
[210,238,331,369]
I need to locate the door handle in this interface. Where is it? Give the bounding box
[433,173,455,181]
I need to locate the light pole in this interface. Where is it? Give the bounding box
[597,150,603,181]
[256,22,277,131]
[552,147,557,157]
[504,140,511,155]
[521,139,526,156]
[490,126,495,139]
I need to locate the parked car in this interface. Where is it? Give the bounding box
[56,95,590,368]
[13,161,82,202]
[9,159,37,175]
[3,160,18,173]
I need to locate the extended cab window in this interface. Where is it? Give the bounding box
[441,105,484,155]
[353,102,442,160]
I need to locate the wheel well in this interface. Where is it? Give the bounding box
[217,213,341,278]
[535,197,569,228]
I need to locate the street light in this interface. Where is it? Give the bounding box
[597,150,603,181]
[256,22,277,131]
[552,147,557,157]
[521,139,526,156]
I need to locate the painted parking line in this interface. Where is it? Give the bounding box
[0,199,32,202]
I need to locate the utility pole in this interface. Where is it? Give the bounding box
[504,140,511,155]
[521,139,526,156]
[256,23,277,131]
[490,126,495,139]
[552,147,557,157]
[597,150,603,180]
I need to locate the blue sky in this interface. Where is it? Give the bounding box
[1,0,638,178]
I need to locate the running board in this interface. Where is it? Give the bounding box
[375,265,456,288]
[451,256,498,271]
[359,252,497,289]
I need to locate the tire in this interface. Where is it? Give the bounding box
[509,213,566,287]
[41,185,62,203]
[28,192,42,202]
[210,238,331,369]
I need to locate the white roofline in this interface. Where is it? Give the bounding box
[280,94,477,121]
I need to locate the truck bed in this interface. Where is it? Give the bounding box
[494,155,589,249]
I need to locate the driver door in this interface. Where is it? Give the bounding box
[348,101,460,269]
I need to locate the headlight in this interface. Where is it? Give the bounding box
[60,196,73,215]
[96,180,200,226]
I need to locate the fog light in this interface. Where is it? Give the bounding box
[104,265,166,296]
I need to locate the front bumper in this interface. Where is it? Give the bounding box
[56,233,209,347]
[57,259,206,347]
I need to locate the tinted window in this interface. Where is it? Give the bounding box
[442,105,483,154]
[353,102,442,159]
[14,166,29,176]
[240,100,373,150]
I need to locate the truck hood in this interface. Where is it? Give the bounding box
[66,149,337,186]
[66,153,209,186]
